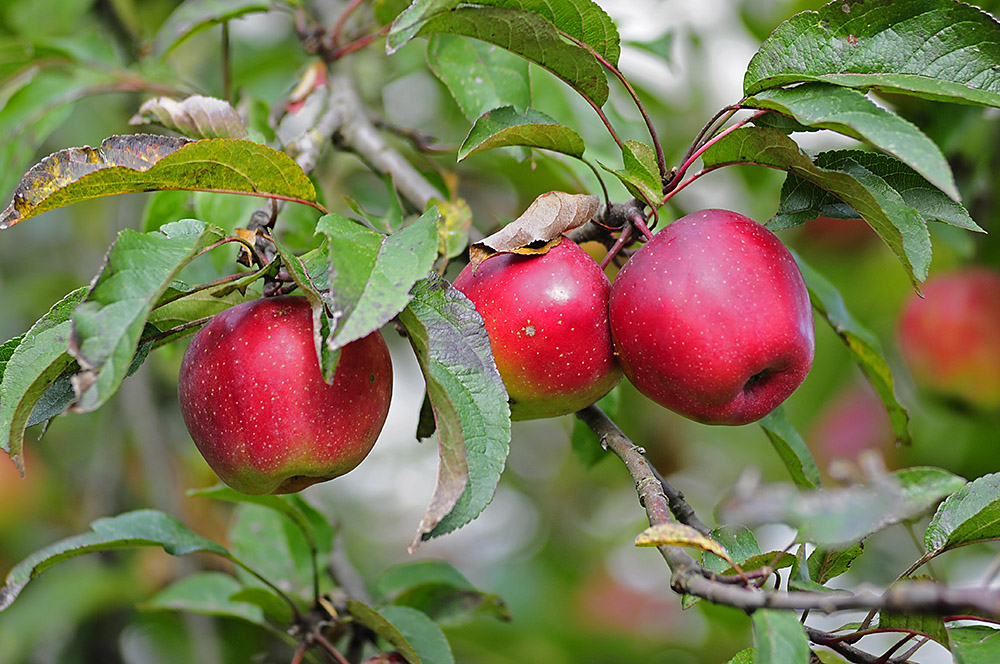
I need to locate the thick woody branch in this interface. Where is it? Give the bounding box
[574,404,1000,623]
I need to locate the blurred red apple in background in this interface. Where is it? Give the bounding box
[809,383,896,473]
[898,267,1000,411]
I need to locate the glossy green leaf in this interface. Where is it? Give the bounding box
[599,140,661,205]
[227,503,312,602]
[745,83,958,200]
[727,649,754,664]
[141,572,267,627]
[397,274,510,546]
[702,525,762,575]
[744,0,1000,107]
[925,473,1000,553]
[807,543,864,584]
[772,150,980,233]
[793,253,911,445]
[459,106,585,161]
[1,137,320,229]
[70,220,225,412]
[152,0,283,58]
[949,625,1000,664]
[318,209,440,351]
[377,560,474,598]
[391,0,620,66]
[759,407,822,489]
[347,600,423,664]
[411,6,609,107]
[702,126,930,285]
[379,606,454,664]
[0,510,229,612]
[0,287,86,470]
[427,34,531,122]
[751,609,810,664]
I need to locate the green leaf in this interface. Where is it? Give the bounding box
[152,0,282,58]
[702,126,930,285]
[599,140,662,205]
[0,335,23,380]
[744,0,1000,107]
[745,83,958,200]
[227,503,313,602]
[894,467,967,514]
[702,525,762,575]
[347,600,423,664]
[807,543,864,584]
[1,136,320,229]
[0,288,88,469]
[188,484,330,562]
[427,34,531,122]
[379,606,455,664]
[949,625,1000,664]
[727,649,754,664]
[925,473,1000,553]
[141,572,267,627]
[793,253,911,446]
[272,239,341,381]
[409,6,609,107]
[397,274,510,547]
[0,509,229,612]
[318,209,440,351]
[878,605,948,645]
[759,407,822,489]
[391,0,620,66]
[772,150,981,233]
[721,468,959,548]
[377,560,474,598]
[69,220,225,412]
[751,609,811,664]
[458,106,585,161]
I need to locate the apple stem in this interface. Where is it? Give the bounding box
[673,103,742,187]
[599,224,634,270]
[290,641,308,664]
[632,213,655,241]
[561,32,669,183]
[313,633,352,664]
[329,0,366,48]
[669,110,769,190]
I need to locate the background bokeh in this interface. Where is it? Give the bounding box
[1,0,999,662]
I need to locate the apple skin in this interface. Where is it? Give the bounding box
[609,209,815,425]
[898,268,1000,411]
[177,296,392,494]
[452,237,621,420]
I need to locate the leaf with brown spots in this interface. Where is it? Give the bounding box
[0,135,322,229]
[469,191,599,266]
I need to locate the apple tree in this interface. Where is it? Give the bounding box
[1,0,1000,662]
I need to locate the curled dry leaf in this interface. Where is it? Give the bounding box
[469,191,600,266]
[635,522,737,570]
[129,94,249,139]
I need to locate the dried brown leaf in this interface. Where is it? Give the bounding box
[469,191,600,265]
[129,95,249,139]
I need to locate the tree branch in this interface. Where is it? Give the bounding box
[574,404,1000,623]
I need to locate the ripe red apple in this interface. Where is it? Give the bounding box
[609,209,815,425]
[177,296,392,494]
[897,267,1000,411]
[452,237,621,420]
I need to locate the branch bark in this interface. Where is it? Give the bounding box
[575,404,1000,622]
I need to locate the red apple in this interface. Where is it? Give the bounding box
[177,296,392,494]
[452,237,621,420]
[897,267,1000,410]
[609,209,815,425]
[809,384,896,471]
